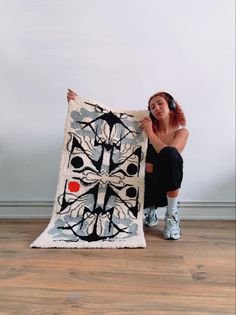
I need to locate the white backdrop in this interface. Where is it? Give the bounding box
[0,0,235,209]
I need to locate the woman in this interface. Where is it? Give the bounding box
[139,92,188,240]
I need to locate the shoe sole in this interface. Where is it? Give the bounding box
[164,235,180,240]
[145,222,158,227]
[163,230,181,240]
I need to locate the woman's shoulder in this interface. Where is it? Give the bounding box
[174,127,189,137]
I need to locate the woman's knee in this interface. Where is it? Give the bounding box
[159,146,182,162]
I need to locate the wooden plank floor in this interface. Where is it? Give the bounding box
[0,219,235,315]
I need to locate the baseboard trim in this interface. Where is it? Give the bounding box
[0,200,235,220]
[0,201,53,219]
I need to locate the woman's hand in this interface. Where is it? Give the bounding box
[67,89,77,102]
[139,117,154,137]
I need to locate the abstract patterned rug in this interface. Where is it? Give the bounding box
[31,95,148,248]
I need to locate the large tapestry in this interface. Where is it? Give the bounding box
[31,95,148,248]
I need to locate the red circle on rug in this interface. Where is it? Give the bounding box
[68,181,80,192]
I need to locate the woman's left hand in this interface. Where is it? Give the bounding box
[139,117,153,136]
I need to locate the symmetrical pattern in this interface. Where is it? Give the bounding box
[31,96,148,248]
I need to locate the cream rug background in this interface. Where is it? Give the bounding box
[31,95,148,248]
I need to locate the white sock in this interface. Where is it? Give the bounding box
[167,196,178,215]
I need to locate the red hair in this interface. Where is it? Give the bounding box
[148,92,186,130]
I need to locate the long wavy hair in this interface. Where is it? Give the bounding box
[148,92,186,131]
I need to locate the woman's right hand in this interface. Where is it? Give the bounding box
[67,89,77,102]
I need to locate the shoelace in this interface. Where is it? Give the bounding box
[167,216,179,229]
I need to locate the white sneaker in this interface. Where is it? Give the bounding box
[143,207,150,221]
[144,207,158,227]
[163,212,181,240]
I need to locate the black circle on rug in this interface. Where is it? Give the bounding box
[126,187,137,198]
[71,156,84,168]
[127,163,137,175]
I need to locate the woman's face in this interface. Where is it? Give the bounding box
[149,95,170,120]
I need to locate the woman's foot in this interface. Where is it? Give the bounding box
[144,207,158,227]
[163,212,181,240]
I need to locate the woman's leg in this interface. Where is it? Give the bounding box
[144,164,159,226]
[156,147,183,239]
[157,147,183,192]
[167,189,179,198]
[166,189,179,215]
[165,191,181,240]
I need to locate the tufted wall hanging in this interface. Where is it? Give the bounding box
[31,95,148,248]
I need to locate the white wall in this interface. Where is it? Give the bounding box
[0,1,235,211]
